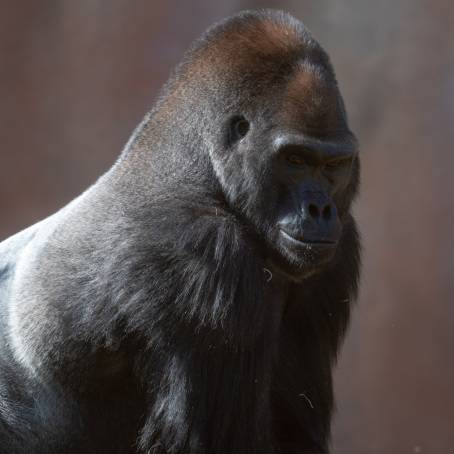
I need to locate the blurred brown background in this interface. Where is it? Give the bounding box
[1,1,453,453]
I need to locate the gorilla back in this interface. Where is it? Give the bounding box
[0,10,360,454]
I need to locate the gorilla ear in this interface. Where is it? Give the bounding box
[227,116,250,146]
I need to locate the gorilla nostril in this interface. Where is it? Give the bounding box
[308,203,320,219]
[322,205,332,220]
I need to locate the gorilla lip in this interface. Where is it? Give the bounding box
[279,229,338,247]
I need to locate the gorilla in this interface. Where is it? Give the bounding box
[0,9,360,454]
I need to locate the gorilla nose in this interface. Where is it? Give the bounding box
[302,192,334,220]
[298,193,340,243]
[307,201,333,222]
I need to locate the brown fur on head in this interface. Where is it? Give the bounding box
[157,10,337,115]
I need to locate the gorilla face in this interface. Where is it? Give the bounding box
[210,63,358,282]
[266,129,358,281]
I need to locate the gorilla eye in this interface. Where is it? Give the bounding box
[287,154,305,166]
[228,116,250,144]
[325,160,340,169]
[325,158,351,170]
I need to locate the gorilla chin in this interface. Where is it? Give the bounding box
[267,229,339,282]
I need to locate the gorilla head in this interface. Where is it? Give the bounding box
[126,10,359,283]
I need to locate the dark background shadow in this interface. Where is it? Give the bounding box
[1,1,453,452]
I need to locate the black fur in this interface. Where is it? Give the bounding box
[0,10,360,454]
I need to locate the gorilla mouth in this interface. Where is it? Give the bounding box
[278,229,338,247]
